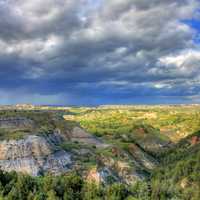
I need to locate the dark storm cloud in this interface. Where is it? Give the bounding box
[0,0,199,104]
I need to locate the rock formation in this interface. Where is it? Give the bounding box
[71,127,109,148]
[0,117,156,185]
[0,134,72,176]
[0,117,34,129]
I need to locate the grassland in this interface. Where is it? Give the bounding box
[0,106,199,199]
[64,105,200,142]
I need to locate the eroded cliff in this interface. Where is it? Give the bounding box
[0,115,159,185]
[0,134,71,176]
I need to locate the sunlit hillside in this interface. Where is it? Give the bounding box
[64,105,200,142]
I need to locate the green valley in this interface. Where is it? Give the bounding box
[0,105,198,199]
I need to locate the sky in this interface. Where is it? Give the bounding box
[0,0,200,105]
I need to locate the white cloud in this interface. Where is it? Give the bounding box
[158,49,200,77]
[159,50,200,67]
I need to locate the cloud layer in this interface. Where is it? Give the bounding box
[0,0,200,105]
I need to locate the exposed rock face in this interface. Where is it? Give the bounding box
[0,123,155,185]
[128,144,157,170]
[71,127,109,148]
[97,155,146,185]
[0,125,111,178]
[0,117,34,129]
[86,166,118,185]
[0,134,72,176]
